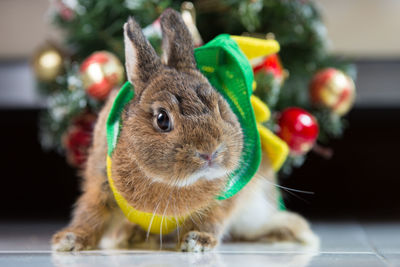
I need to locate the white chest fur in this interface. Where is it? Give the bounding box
[227,178,277,240]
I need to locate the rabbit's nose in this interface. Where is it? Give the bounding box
[199,153,213,162]
[198,151,217,166]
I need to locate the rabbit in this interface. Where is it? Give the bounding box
[52,9,318,252]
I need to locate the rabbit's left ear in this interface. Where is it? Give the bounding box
[160,9,196,70]
[124,17,161,90]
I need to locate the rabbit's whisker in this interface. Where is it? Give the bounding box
[254,173,311,204]
[146,201,160,241]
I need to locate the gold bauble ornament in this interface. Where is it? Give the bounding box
[33,43,64,82]
[310,68,356,116]
[80,51,124,100]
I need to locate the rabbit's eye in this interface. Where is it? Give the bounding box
[156,109,172,132]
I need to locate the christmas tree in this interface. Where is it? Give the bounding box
[33,0,356,174]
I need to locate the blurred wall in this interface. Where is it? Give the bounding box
[0,0,399,59]
[0,0,62,59]
[316,0,400,58]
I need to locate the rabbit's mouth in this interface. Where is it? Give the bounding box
[148,164,228,188]
[174,164,228,187]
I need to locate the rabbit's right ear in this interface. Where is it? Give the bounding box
[160,9,196,70]
[124,17,161,90]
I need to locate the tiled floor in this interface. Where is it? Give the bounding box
[0,220,399,266]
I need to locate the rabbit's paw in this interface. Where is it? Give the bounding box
[180,231,217,252]
[52,230,92,252]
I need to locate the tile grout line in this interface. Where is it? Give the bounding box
[0,250,379,255]
[359,221,392,266]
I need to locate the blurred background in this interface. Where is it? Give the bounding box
[0,0,399,221]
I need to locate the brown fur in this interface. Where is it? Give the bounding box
[52,9,317,252]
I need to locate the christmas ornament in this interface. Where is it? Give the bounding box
[277,107,319,155]
[246,33,286,82]
[63,113,96,167]
[80,51,124,100]
[310,68,356,115]
[246,33,287,107]
[252,54,285,83]
[33,43,64,82]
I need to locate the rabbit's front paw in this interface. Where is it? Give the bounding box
[180,231,217,252]
[52,230,92,252]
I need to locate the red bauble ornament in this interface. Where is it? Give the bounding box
[277,107,319,155]
[252,54,285,83]
[80,51,124,100]
[310,68,355,115]
[63,113,96,167]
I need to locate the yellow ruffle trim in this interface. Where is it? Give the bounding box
[107,156,186,234]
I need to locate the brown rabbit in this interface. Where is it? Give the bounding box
[52,9,318,252]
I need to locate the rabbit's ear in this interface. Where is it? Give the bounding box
[160,9,196,70]
[124,17,161,89]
